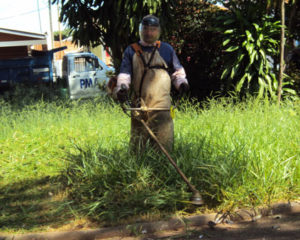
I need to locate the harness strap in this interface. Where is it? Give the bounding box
[131,41,161,55]
[131,41,161,69]
[131,43,143,58]
[138,44,158,99]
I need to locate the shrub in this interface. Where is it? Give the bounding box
[166,0,225,100]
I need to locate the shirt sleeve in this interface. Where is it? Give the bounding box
[119,46,133,75]
[170,47,189,90]
[172,50,183,71]
[114,46,133,95]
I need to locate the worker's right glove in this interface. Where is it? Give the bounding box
[117,84,129,104]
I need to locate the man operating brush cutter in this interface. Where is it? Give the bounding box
[113,15,189,153]
[111,15,203,205]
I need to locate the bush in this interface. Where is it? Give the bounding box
[165,0,225,100]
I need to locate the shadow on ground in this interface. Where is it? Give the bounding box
[0,176,73,232]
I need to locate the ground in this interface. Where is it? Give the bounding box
[103,210,300,240]
[143,211,300,240]
[1,203,299,240]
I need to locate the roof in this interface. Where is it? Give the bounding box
[64,52,94,58]
[0,27,47,47]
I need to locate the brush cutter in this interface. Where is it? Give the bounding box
[119,84,204,205]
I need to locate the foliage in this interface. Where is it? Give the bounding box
[214,0,286,13]
[286,49,300,94]
[215,12,282,98]
[213,0,300,44]
[53,0,300,98]
[54,0,176,71]
[53,28,72,41]
[287,0,300,43]
[0,84,65,107]
[211,0,300,97]
[168,0,225,99]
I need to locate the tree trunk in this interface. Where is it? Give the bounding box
[278,0,285,104]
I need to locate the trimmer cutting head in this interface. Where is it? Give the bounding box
[190,191,204,205]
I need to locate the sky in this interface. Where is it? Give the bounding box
[0,0,64,34]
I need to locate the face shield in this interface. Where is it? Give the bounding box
[139,15,161,45]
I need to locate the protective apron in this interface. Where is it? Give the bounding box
[130,43,174,152]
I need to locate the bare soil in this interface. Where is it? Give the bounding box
[138,211,300,240]
[1,203,299,240]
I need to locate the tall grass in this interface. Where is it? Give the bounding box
[0,94,299,230]
[175,98,299,209]
[0,96,127,185]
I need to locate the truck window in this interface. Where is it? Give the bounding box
[93,57,103,70]
[74,57,98,72]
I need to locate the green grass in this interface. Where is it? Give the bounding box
[0,94,299,233]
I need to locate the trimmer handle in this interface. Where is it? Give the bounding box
[120,83,127,91]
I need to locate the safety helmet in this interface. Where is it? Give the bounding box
[141,15,160,27]
[139,15,161,44]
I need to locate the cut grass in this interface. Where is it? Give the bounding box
[0,95,299,233]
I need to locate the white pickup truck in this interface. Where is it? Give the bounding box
[59,52,114,99]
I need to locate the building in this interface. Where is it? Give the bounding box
[0,27,47,59]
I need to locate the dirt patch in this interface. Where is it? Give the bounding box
[142,211,300,240]
[1,202,299,240]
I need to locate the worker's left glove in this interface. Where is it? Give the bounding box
[117,84,129,104]
[179,83,190,95]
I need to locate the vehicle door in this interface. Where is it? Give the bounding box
[68,56,101,99]
[94,58,110,90]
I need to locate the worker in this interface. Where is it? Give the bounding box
[114,15,189,152]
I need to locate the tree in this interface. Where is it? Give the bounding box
[214,0,299,52]
[168,0,225,99]
[55,0,299,98]
[212,0,299,98]
[214,6,281,98]
[53,0,176,71]
[54,28,71,41]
